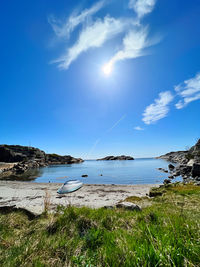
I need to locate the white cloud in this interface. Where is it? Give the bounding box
[53,16,128,69]
[134,126,144,130]
[175,73,200,109]
[105,26,159,68]
[129,0,157,19]
[105,27,150,68]
[49,0,159,70]
[142,91,174,124]
[48,0,105,38]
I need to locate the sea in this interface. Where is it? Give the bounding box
[26,158,180,185]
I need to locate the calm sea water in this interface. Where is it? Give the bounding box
[32,158,180,184]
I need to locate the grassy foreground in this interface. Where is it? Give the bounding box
[0,183,200,266]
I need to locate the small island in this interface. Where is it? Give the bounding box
[97,155,134,160]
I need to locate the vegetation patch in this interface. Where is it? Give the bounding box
[0,183,200,266]
[124,196,148,202]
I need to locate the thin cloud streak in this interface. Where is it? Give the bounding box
[87,138,101,159]
[106,114,127,133]
[48,0,105,39]
[86,114,126,158]
[142,91,174,124]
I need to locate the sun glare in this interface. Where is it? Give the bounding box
[102,62,112,76]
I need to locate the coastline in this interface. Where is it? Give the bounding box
[0,181,158,215]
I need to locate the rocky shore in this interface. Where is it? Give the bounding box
[0,145,83,180]
[97,155,134,160]
[157,139,200,184]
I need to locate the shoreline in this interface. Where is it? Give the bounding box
[0,181,159,215]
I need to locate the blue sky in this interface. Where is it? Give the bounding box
[1,0,200,159]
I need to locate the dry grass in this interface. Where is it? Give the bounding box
[44,189,51,213]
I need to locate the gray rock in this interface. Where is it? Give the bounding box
[191,163,200,178]
[168,164,175,171]
[187,159,195,166]
[104,205,114,209]
[164,179,171,184]
[157,168,168,173]
[116,202,141,211]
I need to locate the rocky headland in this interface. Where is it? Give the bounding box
[0,145,83,180]
[97,155,134,160]
[157,139,200,184]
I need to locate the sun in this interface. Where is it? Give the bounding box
[102,62,112,76]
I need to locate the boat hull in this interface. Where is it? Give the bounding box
[57,181,83,194]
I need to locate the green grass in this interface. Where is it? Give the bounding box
[0,183,200,266]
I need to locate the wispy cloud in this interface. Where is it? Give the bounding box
[105,26,154,69]
[102,0,159,71]
[134,126,144,130]
[175,73,200,109]
[48,0,105,38]
[142,91,174,124]
[53,16,128,69]
[49,0,159,70]
[129,0,157,19]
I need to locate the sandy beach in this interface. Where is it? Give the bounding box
[0,181,158,215]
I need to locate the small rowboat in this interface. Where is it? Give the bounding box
[57,180,83,194]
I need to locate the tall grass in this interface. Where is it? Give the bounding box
[44,189,51,214]
[0,183,200,266]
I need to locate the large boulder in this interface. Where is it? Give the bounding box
[187,159,195,166]
[168,164,175,171]
[191,163,200,178]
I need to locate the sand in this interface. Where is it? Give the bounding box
[0,181,159,215]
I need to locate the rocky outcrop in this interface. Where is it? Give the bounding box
[158,139,200,184]
[0,145,46,163]
[158,139,200,165]
[97,155,134,161]
[157,151,188,164]
[0,145,83,180]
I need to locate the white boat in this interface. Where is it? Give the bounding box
[57,180,83,194]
